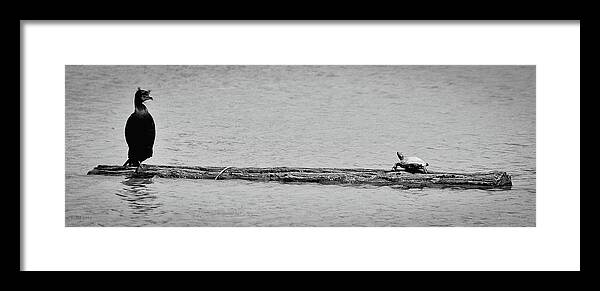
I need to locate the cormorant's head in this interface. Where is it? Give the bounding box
[135,87,153,102]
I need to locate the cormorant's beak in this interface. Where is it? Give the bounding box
[146,90,153,101]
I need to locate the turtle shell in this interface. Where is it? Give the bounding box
[398,157,429,173]
[399,156,428,167]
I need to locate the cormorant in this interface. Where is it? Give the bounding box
[123,87,155,171]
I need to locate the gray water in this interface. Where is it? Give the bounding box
[65,65,535,227]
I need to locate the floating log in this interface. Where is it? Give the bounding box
[87,164,512,189]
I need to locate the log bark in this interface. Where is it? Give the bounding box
[87,164,512,189]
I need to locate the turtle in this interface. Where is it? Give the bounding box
[392,152,429,173]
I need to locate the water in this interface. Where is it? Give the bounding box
[65,65,535,226]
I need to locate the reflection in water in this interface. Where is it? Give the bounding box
[117,177,162,215]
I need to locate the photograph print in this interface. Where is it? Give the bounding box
[66,65,535,227]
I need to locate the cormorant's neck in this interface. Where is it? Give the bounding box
[134,99,147,113]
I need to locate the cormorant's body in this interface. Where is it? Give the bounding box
[123,88,155,168]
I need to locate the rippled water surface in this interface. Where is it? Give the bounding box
[65,65,535,226]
